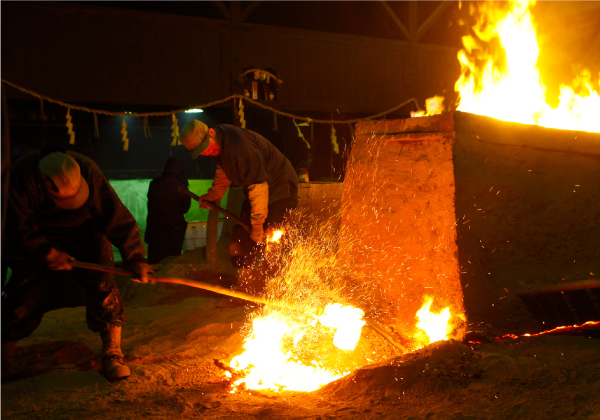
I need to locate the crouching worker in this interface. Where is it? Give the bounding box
[1,148,154,381]
[180,120,298,292]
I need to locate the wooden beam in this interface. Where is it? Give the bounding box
[379,1,410,41]
[230,1,242,24]
[416,1,452,42]
[212,1,230,20]
[240,1,263,22]
[408,1,418,37]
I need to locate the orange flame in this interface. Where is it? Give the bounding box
[266,229,285,244]
[229,304,364,392]
[415,297,452,346]
[455,0,600,132]
[317,303,366,351]
[411,95,446,117]
[225,215,460,393]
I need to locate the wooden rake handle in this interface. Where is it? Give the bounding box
[177,187,251,233]
[69,261,275,307]
[70,261,407,353]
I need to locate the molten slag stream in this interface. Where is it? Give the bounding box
[497,320,600,341]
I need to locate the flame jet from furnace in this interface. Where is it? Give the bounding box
[455,0,600,132]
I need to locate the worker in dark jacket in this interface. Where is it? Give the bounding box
[180,120,298,276]
[1,148,154,381]
[145,157,192,264]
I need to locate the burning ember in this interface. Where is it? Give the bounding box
[266,228,285,244]
[417,1,600,133]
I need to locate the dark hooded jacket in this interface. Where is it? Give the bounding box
[145,158,191,246]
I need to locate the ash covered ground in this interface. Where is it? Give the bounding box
[2,247,599,420]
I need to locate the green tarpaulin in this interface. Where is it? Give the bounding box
[109,179,229,261]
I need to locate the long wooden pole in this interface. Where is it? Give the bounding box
[205,199,220,267]
[70,261,408,353]
[70,261,278,308]
[178,187,251,233]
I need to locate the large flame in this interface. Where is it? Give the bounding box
[455,0,600,132]
[228,304,365,392]
[229,310,354,392]
[317,303,366,351]
[227,217,371,393]
[227,215,457,393]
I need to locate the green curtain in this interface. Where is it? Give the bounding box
[109,179,229,261]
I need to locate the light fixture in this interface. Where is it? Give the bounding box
[185,108,204,113]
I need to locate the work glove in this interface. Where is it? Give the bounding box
[45,248,75,271]
[124,255,155,284]
[250,224,265,244]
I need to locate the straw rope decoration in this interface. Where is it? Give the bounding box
[121,116,129,151]
[238,98,246,128]
[331,124,339,154]
[1,79,422,149]
[170,114,180,146]
[293,119,311,149]
[65,108,75,145]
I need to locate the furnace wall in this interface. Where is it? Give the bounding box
[342,112,600,338]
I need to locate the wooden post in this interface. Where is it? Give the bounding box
[205,199,221,266]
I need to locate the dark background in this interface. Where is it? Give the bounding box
[2,1,599,180]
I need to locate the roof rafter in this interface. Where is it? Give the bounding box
[379,1,411,41]
[416,2,452,42]
[212,1,230,20]
[241,1,263,22]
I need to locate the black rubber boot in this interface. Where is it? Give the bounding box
[1,341,17,381]
[99,326,130,380]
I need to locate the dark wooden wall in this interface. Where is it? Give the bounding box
[1,2,459,113]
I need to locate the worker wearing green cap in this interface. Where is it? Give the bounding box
[181,120,298,277]
[2,148,154,381]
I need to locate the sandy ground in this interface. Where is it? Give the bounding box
[2,247,600,420]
